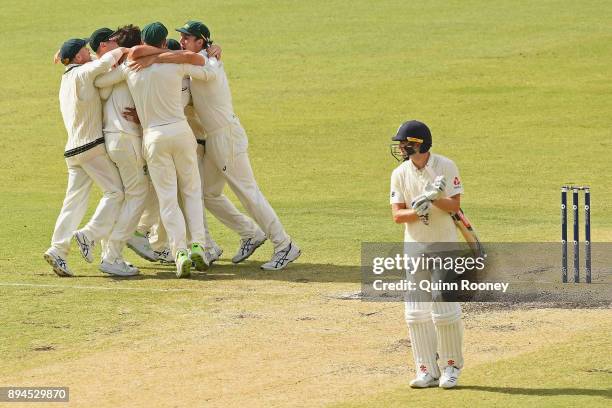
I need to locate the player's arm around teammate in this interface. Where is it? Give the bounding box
[44,40,128,277]
[96,22,218,278]
[389,120,465,390]
[177,20,301,270]
[90,25,160,276]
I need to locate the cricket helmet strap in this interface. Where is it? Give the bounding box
[391,120,432,153]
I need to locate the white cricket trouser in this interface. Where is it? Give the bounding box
[103,132,150,262]
[203,121,290,251]
[50,148,124,257]
[195,144,217,247]
[137,184,167,251]
[137,144,215,251]
[143,130,206,257]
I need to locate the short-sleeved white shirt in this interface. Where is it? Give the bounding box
[390,153,463,243]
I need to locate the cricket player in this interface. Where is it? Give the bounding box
[89,26,156,276]
[389,120,465,389]
[94,22,218,278]
[132,36,223,264]
[44,38,128,277]
[132,20,301,270]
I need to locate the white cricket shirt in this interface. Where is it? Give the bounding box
[100,81,141,137]
[390,153,464,243]
[182,77,206,141]
[95,62,216,139]
[189,52,237,134]
[59,48,124,156]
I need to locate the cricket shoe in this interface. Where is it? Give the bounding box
[261,242,301,271]
[43,248,73,277]
[74,230,95,263]
[176,250,191,278]
[206,245,223,264]
[409,371,439,388]
[439,365,461,389]
[126,232,157,262]
[232,232,266,263]
[99,260,139,277]
[189,243,210,272]
[154,248,174,264]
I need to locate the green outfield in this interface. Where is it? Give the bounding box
[1,0,611,407]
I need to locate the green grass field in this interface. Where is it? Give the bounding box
[1,0,611,406]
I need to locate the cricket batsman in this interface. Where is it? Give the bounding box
[389,120,465,389]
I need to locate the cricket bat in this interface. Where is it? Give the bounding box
[452,208,485,258]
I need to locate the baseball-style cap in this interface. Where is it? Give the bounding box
[89,27,114,52]
[141,22,168,46]
[392,120,432,142]
[167,38,181,50]
[176,20,210,40]
[59,38,88,64]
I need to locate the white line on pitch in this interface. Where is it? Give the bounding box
[0,282,209,293]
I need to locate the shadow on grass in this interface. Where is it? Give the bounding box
[79,261,362,283]
[458,385,612,398]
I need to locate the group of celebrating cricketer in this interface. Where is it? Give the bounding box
[44,20,301,278]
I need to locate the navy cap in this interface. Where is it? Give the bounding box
[167,38,181,50]
[89,27,114,52]
[141,22,168,47]
[59,38,88,65]
[392,120,431,142]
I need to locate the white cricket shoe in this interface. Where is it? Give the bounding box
[154,248,174,264]
[74,230,95,263]
[439,365,461,389]
[43,248,73,277]
[126,232,157,262]
[409,371,439,388]
[206,245,223,264]
[232,232,266,263]
[261,242,301,270]
[99,260,139,277]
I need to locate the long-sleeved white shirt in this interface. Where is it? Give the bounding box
[100,81,141,136]
[189,53,237,134]
[182,77,206,141]
[95,61,216,139]
[59,48,124,156]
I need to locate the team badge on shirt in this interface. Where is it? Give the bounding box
[453,176,462,189]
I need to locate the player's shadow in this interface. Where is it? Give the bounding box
[123,261,362,283]
[458,385,611,399]
[75,261,362,283]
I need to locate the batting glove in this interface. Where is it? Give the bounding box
[423,175,447,201]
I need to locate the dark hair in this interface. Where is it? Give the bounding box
[112,24,141,48]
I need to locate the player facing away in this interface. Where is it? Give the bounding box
[133,36,224,265]
[44,38,128,277]
[89,26,154,276]
[389,120,465,389]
